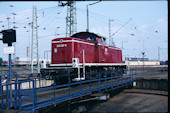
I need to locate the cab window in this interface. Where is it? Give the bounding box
[100,37,107,45]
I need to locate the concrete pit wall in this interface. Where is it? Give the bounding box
[2,79,54,90]
[135,79,168,91]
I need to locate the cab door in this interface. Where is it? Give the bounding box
[100,45,105,62]
[94,38,99,63]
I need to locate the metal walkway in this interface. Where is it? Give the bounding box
[0,70,136,113]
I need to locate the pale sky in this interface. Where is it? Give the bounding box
[0,1,168,61]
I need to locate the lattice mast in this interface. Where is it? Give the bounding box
[31,6,40,73]
[66,1,77,37]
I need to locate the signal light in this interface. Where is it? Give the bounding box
[0,29,16,46]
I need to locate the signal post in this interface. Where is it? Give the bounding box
[0,29,16,108]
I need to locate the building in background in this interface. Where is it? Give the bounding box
[125,57,160,66]
[2,57,51,67]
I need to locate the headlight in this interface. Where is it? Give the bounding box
[54,48,57,53]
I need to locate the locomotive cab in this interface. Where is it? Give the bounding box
[72,32,97,41]
[71,32,107,45]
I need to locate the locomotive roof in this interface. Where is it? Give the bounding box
[71,32,106,40]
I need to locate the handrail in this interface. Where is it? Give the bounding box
[0,70,136,113]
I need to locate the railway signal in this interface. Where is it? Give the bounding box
[0,29,16,108]
[0,29,16,46]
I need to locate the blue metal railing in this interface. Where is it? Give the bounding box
[0,70,136,113]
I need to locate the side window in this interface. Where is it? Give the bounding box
[100,38,103,44]
[87,37,92,41]
[86,35,96,41]
[100,38,107,45]
[76,35,82,39]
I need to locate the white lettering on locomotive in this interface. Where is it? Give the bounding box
[56,44,67,47]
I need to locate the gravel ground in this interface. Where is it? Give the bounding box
[37,88,168,113]
[88,89,168,113]
[0,66,32,75]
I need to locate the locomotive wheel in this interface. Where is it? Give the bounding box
[40,69,49,78]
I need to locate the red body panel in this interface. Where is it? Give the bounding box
[51,36,122,64]
[52,38,73,64]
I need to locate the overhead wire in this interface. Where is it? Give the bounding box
[77,7,137,30]
[89,7,166,43]
[38,33,66,39]
[77,7,137,36]
[77,7,108,24]
[2,3,167,44]
[38,9,60,28]
[0,4,65,43]
[40,6,64,29]
[3,5,60,30]
[13,6,59,23]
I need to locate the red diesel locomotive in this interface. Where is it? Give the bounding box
[41,32,126,83]
[52,32,122,64]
